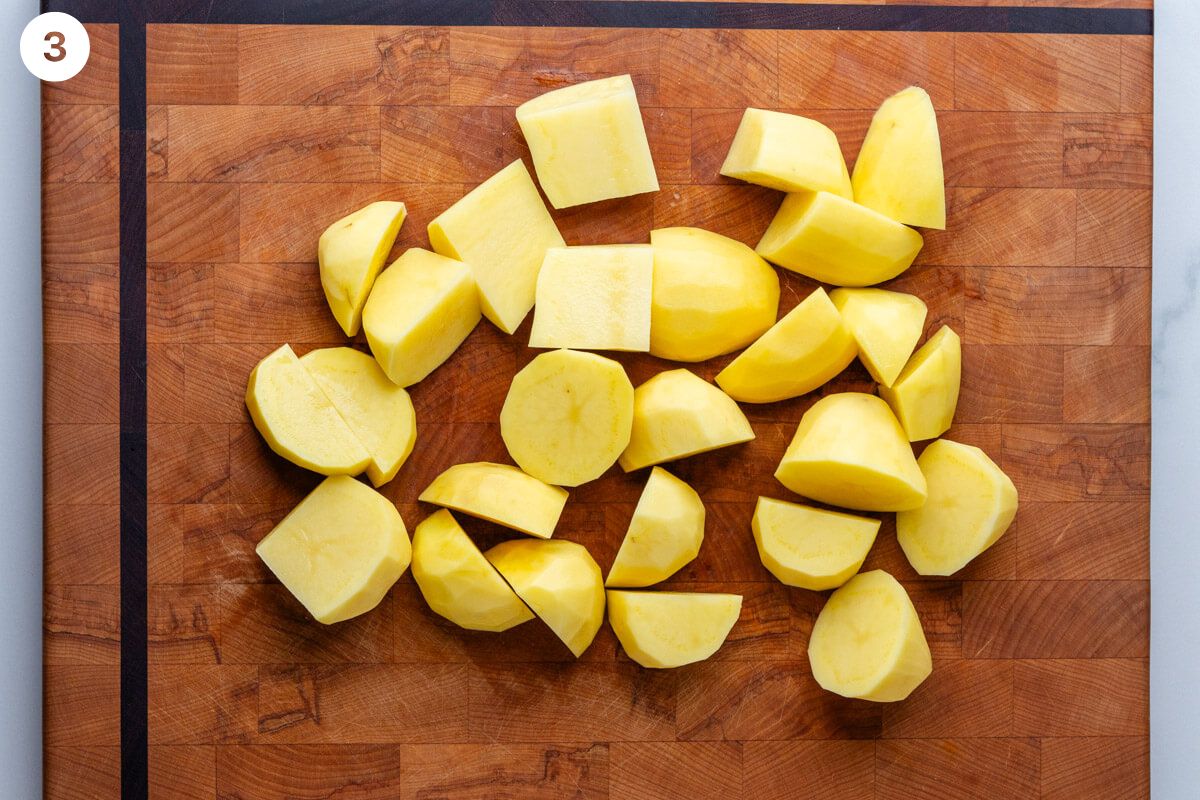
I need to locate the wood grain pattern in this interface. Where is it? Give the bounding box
[44,15,1152,800]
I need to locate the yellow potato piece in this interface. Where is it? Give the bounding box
[756,191,924,286]
[648,227,780,362]
[500,349,634,487]
[256,476,411,624]
[428,160,565,333]
[619,369,754,472]
[361,248,481,388]
[486,539,605,657]
[606,467,705,588]
[318,201,407,337]
[607,590,742,669]
[411,509,535,632]
[419,462,568,539]
[879,325,961,442]
[720,108,852,198]
[300,347,416,487]
[829,288,927,388]
[245,343,370,476]
[851,86,946,230]
[715,287,857,403]
[530,245,654,352]
[775,392,926,512]
[808,570,932,702]
[752,497,880,591]
[897,439,1018,576]
[516,74,659,209]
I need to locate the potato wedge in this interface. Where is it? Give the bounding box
[829,288,927,388]
[752,497,879,591]
[419,462,568,539]
[879,325,961,442]
[608,590,742,668]
[606,467,705,588]
[318,201,406,337]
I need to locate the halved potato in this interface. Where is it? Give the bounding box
[752,497,880,591]
[485,539,605,657]
[775,392,926,512]
[608,590,742,668]
[879,325,961,442]
[246,343,370,476]
[808,570,932,702]
[500,349,634,487]
[256,476,410,624]
[619,369,754,472]
[897,439,1018,576]
[829,288,927,388]
[419,462,568,539]
[318,201,406,337]
[300,347,416,487]
[606,467,705,588]
[411,509,534,632]
[715,287,857,403]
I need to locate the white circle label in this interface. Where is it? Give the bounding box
[20,13,90,83]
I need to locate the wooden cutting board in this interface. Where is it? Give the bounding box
[42,3,1152,798]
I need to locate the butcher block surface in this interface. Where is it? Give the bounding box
[42,8,1151,799]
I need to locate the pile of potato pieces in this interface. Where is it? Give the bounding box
[247,75,1018,700]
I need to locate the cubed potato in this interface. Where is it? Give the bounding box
[897,440,1018,576]
[529,245,654,352]
[720,108,852,198]
[648,227,780,362]
[411,509,535,632]
[607,590,742,669]
[516,74,659,209]
[606,467,705,588]
[361,248,481,388]
[879,325,961,442]
[851,86,945,229]
[485,539,605,657]
[419,462,568,539]
[756,191,924,286]
[752,497,880,591]
[256,476,410,624]
[245,344,371,476]
[808,570,932,702]
[775,392,926,512]
[715,287,857,403]
[619,369,754,472]
[300,347,416,487]
[318,201,406,337]
[829,288,927,388]
[500,349,634,487]
[428,160,565,333]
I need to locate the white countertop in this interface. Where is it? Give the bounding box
[1,2,1195,797]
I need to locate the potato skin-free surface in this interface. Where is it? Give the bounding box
[879,325,962,442]
[752,497,880,591]
[606,467,705,588]
[419,462,568,539]
[607,590,742,668]
[720,108,852,198]
[318,200,406,337]
[829,288,927,388]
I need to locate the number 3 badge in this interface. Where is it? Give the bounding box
[20,12,90,82]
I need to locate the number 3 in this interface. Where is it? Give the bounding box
[44,31,65,63]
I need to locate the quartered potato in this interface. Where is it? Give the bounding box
[606,467,705,588]
[752,497,879,591]
[608,590,742,669]
[419,462,568,539]
[721,108,852,198]
[318,200,406,337]
[879,325,962,442]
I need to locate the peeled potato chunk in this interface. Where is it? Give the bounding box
[716,287,857,403]
[300,347,416,487]
[530,245,653,352]
[318,201,406,337]
[619,369,754,472]
[879,325,961,442]
[897,439,1018,576]
[516,74,659,209]
[756,191,924,286]
[648,227,780,362]
[362,248,482,388]
[428,160,565,334]
[775,393,926,512]
[500,349,634,487]
[246,343,370,476]
[419,462,568,539]
[829,288,927,388]
[256,476,410,624]
[606,467,705,588]
[808,570,932,702]
[486,539,605,657]
[411,509,535,632]
[851,86,946,230]
[607,590,742,669]
[720,108,852,198]
[752,497,880,591]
